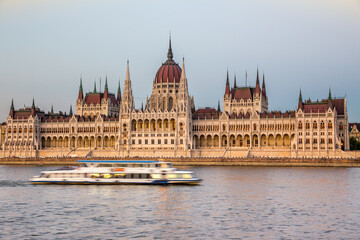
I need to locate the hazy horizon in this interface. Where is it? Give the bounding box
[1,0,359,122]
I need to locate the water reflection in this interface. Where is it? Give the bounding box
[0,166,360,239]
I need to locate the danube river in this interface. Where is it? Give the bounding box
[1,165,360,239]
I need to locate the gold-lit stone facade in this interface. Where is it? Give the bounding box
[1,40,351,158]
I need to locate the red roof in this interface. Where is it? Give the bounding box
[13,108,45,119]
[155,60,182,84]
[303,104,327,113]
[332,99,345,115]
[192,108,219,119]
[230,87,254,100]
[84,93,118,105]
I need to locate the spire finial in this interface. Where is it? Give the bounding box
[167,33,173,60]
[105,76,108,91]
[32,98,35,109]
[328,88,332,100]
[69,105,73,116]
[217,100,221,112]
[10,99,14,110]
[299,89,303,102]
[255,68,261,94]
[245,70,248,87]
[93,81,97,93]
[262,73,267,97]
[117,80,121,102]
[233,74,237,88]
[80,75,83,92]
[51,105,54,114]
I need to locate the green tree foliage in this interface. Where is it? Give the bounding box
[350,137,360,150]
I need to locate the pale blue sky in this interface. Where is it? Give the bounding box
[0,0,359,122]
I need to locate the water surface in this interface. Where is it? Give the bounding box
[1,165,360,239]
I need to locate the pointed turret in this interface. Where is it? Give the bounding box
[225,70,230,95]
[262,73,266,98]
[141,102,144,111]
[167,34,173,60]
[233,74,237,89]
[117,80,121,102]
[104,76,109,99]
[328,88,333,109]
[255,68,261,95]
[78,77,83,100]
[120,60,134,113]
[31,98,35,116]
[9,99,14,118]
[178,58,190,112]
[93,81,97,93]
[51,105,54,115]
[298,89,303,110]
[217,100,221,113]
[69,105,73,116]
[179,58,189,92]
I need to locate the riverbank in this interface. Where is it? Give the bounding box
[1,157,360,167]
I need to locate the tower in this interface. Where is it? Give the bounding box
[120,60,134,113]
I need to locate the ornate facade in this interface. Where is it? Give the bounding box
[1,38,350,158]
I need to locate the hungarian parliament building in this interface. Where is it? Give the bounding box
[0,39,351,158]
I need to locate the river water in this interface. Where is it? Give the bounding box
[1,165,360,239]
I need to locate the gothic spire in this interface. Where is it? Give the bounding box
[121,60,134,112]
[233,74,237,89]
[262,73,266,98]
[10,99,14,118]
[117,80,121,102]
[179,58,189,104]
[298,89,303,110]
[255,68,261,94]
[328,88,333,109]
[217,100,221,113]
[31,98,35,116]
[105,76,108,91]
[167,33,173,60]
[51,105,54,115]
[78,77,84,100]
[225,70,230,95]
[10,99,14,111]
[93,81,97,93]
[104,76,109,99]
[69,105,73,116]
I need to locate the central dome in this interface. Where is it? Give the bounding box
[155,37,182,84]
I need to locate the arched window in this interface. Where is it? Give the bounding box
[328,120,332,129]
[298,121,302,130]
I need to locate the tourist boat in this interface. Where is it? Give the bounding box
[30,160,202,185]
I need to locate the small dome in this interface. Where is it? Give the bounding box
[154,36,182,84]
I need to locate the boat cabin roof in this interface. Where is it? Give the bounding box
[78,160,160,164]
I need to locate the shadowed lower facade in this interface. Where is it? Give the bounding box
[1,39,351,158]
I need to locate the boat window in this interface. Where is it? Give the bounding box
[151,174,161,179]
[167,163,173,168]
[167,174,177,179]
[182,174,192,179]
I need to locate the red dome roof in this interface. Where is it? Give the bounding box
[155,60,182,84]
[155,37,182,84]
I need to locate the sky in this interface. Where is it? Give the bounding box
[0,0,359,122]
